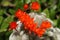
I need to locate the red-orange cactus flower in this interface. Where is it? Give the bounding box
[24,4,29,10]
[15,9,23,18]
[31,2,40,10]
[40,20,51,29]
[9,22,17,30]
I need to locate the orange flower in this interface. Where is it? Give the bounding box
[15,9,24,18]
[40,20,51,29]
[31,2,40,10]
[9,22,17,30]
[35,28,45,37]
[24,4,29,10]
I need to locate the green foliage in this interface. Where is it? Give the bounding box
[57,16,60,28]
[0,16,3,25]
[43,8,50,18]
[15,0,24,10]
[1,1,11,6]
[0,9,4,15]
[0,15,14,30]
[49,8,56,20]
[9,9,15,15]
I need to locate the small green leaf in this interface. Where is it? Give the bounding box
[49,8,56,20]
[9,9,15,15]
[15,0,24,10]
[1,1,11,6]
[43,8,49,18]
[31,0,36,2]
[25,0,31,4]
[0,16,3,25]
[41,0,46,3]
[53,20,57,26]
[0,10,4,15]
[57,16,60,28]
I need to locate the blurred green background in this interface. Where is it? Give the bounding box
[0,0,60,40]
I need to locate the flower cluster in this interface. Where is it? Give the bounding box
[23,1,40,10]
[15,9,51,37]
[9,2,51,37]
